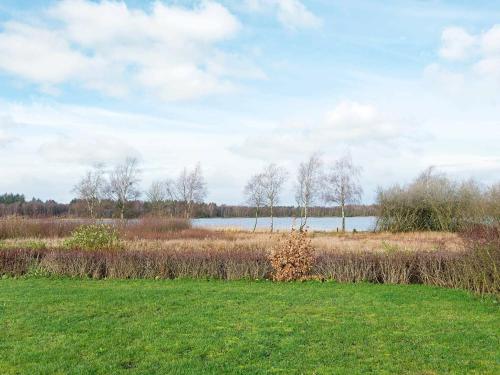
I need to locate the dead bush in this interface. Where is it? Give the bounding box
[269,229,315,281]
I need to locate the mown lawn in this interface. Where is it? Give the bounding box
[0,278,498,374]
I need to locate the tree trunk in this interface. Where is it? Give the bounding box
[88,200,94,219]
[120,204,124,220]
[298,205,304,230]
[270,204,274,233]
[253,207,259,232]
[341,203,345,232]
[303,204,308,230]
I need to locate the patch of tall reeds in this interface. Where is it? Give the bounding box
[0,216,196,240]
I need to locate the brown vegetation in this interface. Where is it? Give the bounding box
[0,217,497,295]
[0,216,201,240]
[1,225,498,295]
[270,229,315,281]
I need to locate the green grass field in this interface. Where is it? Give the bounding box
[0,278,498,374]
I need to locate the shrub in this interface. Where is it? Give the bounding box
[269,229,315,281]
[64,224,121,251]
[458,224,500,295]
[376,168,488,232]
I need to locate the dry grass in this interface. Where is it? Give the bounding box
[310,231,463,252]
[0,216,233,241]
[0,229,464,254]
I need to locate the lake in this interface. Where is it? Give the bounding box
[192,216,377,232]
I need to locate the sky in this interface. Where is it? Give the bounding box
[0,0,499,205]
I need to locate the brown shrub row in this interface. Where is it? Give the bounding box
[1,246,497,295]
[314,248,498,295]
[0,248,271,280]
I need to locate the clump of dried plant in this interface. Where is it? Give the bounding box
[269,229,315,281]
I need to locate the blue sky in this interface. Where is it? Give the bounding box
[0,0,499,204]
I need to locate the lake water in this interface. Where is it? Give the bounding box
[192,216,377,232]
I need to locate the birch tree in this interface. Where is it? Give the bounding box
[322,154,362,232]
[244,173,265,232]
[72,164,105,218]
[175,163,207,218]
[106,157,141,220]
[295,153,322,230]
[261,163,288,232]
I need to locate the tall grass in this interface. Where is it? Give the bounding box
[0,216,194,240]
[0,217,80,239]
[119,217,191,239]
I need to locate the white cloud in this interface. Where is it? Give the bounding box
[0,0,264,100]
[245,0,321,30]
[423,63,465,91]
[439,26,476,60]
[481,24,500,56]
[0,115,18,147]
[274,0,322,30]
[323,101,404,142]
[474,57,500,81]
[232,100,418,160]
[0,22,94,84]
[38,135,141,165]
[431,24,500,88]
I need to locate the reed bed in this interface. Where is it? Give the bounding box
[0,217,80,239]
[0,216,229,240]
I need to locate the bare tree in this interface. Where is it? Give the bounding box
[261,163,288,232]
[322,154,362,232]
[244,173,265,232]
[146,180,168,216]
[295,153,322,230]
[106,157,141,220]
[175,163,207,218]
[146,179,177,216]
[72,164,105,218]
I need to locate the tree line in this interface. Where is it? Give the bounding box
[0,153,369,231]
[244,153,363,232]
[0,197,376,219]
[3,154,495,233]
[70,153,364,232]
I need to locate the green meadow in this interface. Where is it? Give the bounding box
[0,278,498,374]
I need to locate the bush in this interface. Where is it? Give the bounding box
[64,224,121,251]
[270,229,315,281]
[376,168,488,232]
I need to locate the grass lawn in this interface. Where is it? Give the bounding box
[0,278,498,374]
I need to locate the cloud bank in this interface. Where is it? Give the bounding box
[0,0,265,100]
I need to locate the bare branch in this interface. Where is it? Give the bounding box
[260,163,288,232]
[175,163,207,218]
[106,157,141,219]
[322,153,362,231]
[72,163,105,218]
[295,153,322,229]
